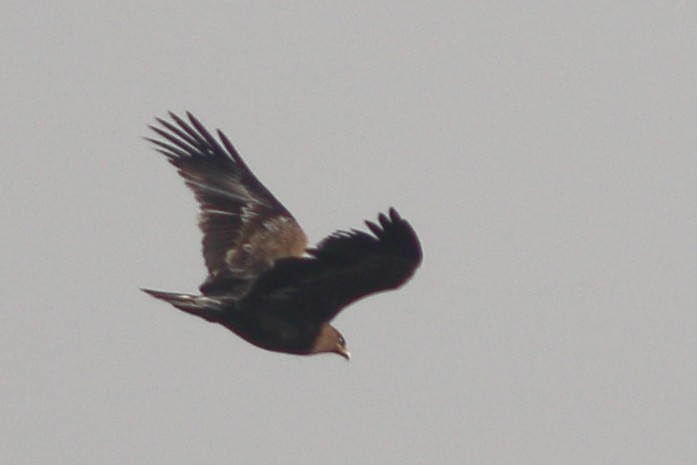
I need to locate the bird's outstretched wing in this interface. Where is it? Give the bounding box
[147,112,308,294]
[246,208,422,323]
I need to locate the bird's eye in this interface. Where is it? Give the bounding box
[338,336,345,345]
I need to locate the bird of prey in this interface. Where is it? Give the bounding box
[142,112,422,359]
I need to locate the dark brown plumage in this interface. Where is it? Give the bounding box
[142,112,422,359]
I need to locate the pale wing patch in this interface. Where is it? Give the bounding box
[225,217,308,277]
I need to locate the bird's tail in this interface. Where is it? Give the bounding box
[141,288,227,323]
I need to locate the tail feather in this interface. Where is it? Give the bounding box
[141,288,226,323]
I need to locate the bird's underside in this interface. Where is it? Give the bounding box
[143,112,422,359]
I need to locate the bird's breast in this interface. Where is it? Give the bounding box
[220,306,318,355]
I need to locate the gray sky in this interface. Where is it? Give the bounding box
[2,2,696,464]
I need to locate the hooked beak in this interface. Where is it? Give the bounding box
[336,346,351,361]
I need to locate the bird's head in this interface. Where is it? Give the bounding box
[312,324,351,360]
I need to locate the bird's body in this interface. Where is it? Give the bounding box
[142,289,323,355]
[143,112,422,359]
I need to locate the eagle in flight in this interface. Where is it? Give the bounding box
[142,113,422,359]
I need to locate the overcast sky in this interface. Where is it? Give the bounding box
[2,2,696,464]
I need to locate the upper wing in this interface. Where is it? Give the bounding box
[245,208,422,323]
[147,112,307,294]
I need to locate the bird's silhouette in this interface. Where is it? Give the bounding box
[142,112,422,359]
